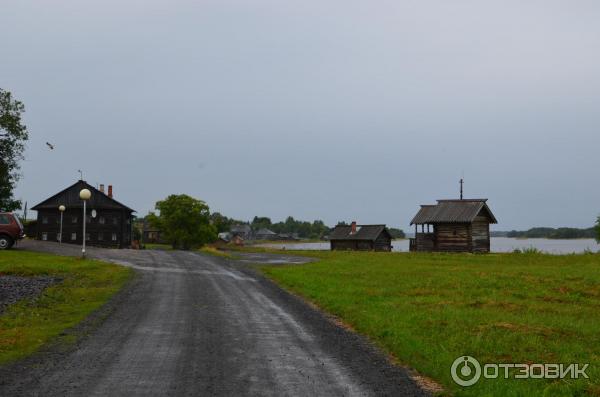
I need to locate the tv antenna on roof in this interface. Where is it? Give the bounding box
[459,176,464,200]
[78,169,83,180]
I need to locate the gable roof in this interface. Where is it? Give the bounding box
[255,228,276,235]
[230,224,252,233]
[31,180,135,212]
[330,224,390,241]
[410,199,497,225]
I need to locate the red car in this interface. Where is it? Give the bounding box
[0,212,25,249]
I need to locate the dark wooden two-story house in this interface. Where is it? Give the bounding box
[31,180,135,248]
[330,222,393,251]
[409,199,497,253]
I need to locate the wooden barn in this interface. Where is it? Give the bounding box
[330,222,392,251]
[31,180,135,248]
[409,199,497,253]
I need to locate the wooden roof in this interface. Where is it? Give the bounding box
[31,180,135,212]
[330,224,390,241]
[255,228,276,235]
[410,199,497,225]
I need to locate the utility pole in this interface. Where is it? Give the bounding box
[460,178,464,200]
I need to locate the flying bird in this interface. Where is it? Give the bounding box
[46,142,55,150]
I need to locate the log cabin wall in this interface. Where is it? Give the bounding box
[471,214,491,252]
[434,223,471,252]
[415,233,435,251]
[373,233,392,251]
[331,240,359,250]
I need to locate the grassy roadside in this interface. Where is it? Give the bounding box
[0,251,132,365]
[260,251,600,397]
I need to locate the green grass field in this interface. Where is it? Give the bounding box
[260,251,600,396]
[0,251,132,365]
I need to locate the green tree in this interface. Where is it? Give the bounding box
[148,194,217,250]
[0,89,29,211]
[596,216,600,243]
[251,216,272,231]
[388,228,405,239]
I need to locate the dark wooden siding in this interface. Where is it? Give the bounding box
[434,223,471,252]
[415,233,435,251]
[36,208,132,248]
[373,232,392,251]
[471,215,490,253]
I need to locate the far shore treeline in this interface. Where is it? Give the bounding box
[493,227,597,239]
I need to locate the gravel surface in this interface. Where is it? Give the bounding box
[0,275,61,314]
[0,240,431,396]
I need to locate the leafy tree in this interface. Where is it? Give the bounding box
[148,194,217,249]
[251,216,272,231]
[0,89,29,211]
[596,216,600,243]
[388,228,405,239]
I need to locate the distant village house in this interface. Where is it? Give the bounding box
[230,224,253,240]
[32,180,135,248]
[330,222,392,251]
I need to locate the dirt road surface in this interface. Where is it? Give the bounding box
[0,241,429,396]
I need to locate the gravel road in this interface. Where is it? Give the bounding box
[0,275,60,314]
[0,241,429,396]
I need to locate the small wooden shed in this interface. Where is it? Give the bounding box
[330,222,392,251]
[409,199,497,253]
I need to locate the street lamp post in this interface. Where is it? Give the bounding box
[58,205,66,244]
[79,189,91,258]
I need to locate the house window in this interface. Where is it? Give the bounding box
[42,217,48,224]
[98,232,104,241]
[56,233,61,241]
[71,233,77,241]
[86,233,91,241]
[113,217,118,225]
[99,216,105,224]
[72,216,78,223]
[42,232,48,241]
[112,233,117,241]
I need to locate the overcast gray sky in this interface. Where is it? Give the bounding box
[2,0,599,230]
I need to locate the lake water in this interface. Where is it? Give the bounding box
[257,237,599,254]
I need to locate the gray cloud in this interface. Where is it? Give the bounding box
[2,0,599,229]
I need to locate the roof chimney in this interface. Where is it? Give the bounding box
[99,184,105,194]
[108,185,113,198]
[351,221,357,234]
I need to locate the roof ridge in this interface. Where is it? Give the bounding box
[437,198,488,202]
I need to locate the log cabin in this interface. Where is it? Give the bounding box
[31,180,135,248]
[409,199,497,253]
[330,222,392,251]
